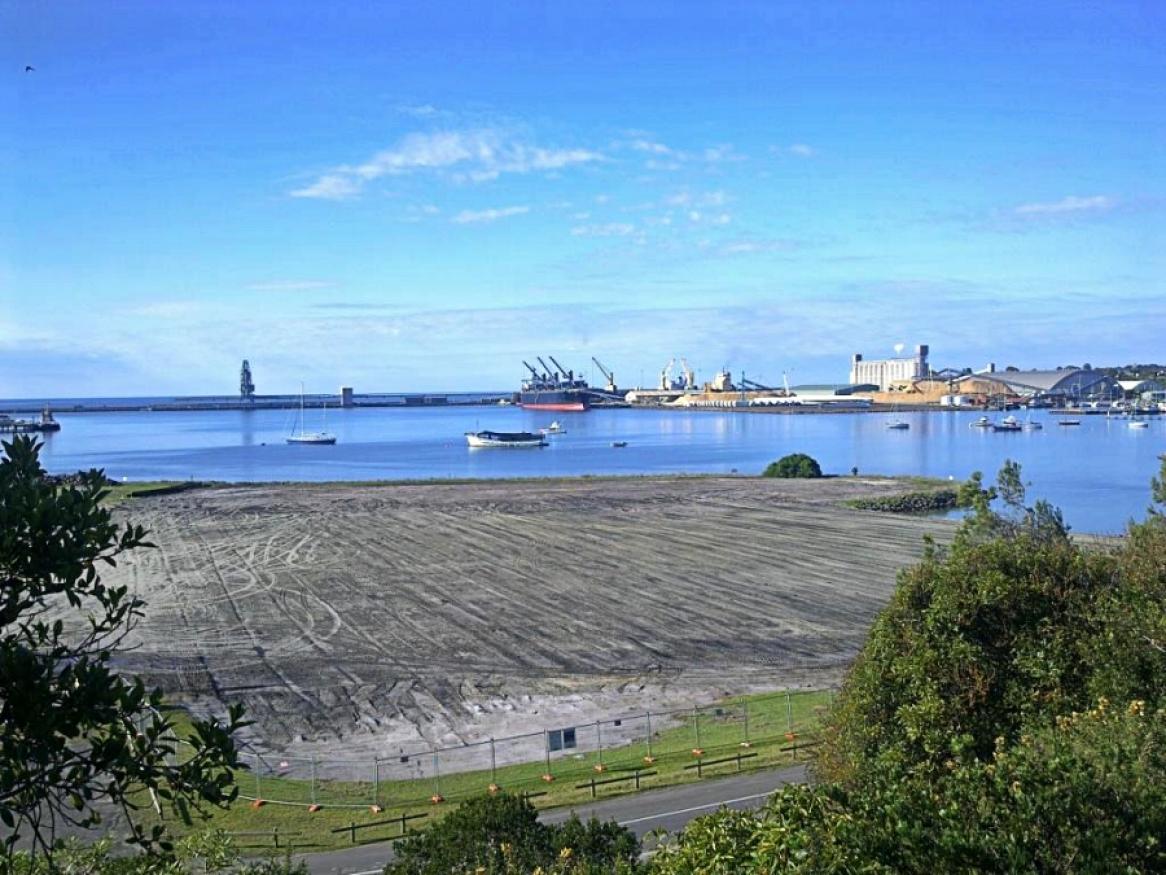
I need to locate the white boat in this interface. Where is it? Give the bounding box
[539,421,567,435]
[1129,420,1150,430]
[465,430,547,448]
[287,384,336,445]
[993,415,1022,432]
[886,420,910,430]
[972,416,994,428]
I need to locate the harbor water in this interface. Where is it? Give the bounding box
[28,405,1166,535]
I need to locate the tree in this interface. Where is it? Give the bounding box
[651,460,1166,873]
[0,437,246,862]
[386,792,642,874]
[762,453,822,479]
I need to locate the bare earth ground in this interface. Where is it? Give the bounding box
[102,477,950,767]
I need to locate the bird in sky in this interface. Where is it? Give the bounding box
[24,65,35,72]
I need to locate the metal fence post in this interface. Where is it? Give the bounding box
[311,755,317,805]
[645,711,653,760]
[373,757,380,807]
[786,691,793,733]
[254,752,261,799]
[544,729,551,775]
[743,700,750,744]
[490,737,497,784]
[693,706,701,749]
[432,750,441,798]
[596,720,603,767]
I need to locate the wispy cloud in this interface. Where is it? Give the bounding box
[452,205,529,224]
[291,129,603,199]
[631,139,673,154]
[1013,194,1117,217]
[290,175,362,200]
[703,144,745,163]
[716,237,801,255]
[570,222,638,238]
[787,143,815,157]
[246,280,336,293]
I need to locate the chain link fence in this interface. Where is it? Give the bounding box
[229,688,835,810]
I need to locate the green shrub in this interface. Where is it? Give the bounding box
[847,489,960,513]
[650,459,1166,874]
[386,792,642,874]
[762,453,822,479]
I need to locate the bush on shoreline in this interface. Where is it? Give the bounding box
[847,489,961,514]
[762,453,822,479]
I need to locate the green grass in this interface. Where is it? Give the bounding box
[102,480,206,505]
[148,690,832,853]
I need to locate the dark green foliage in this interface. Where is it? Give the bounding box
[847,489,959,513]
[386,792,642,874]
[762,453,822,479]
[0,437,246,864]
[651,458,1166,874]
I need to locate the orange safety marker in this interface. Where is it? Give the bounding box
[250,799,265,810]
[541,773,555,783]
[429,794,444,804]
[691,748,704,757]
[308,804,322,813]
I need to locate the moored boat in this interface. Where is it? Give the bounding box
[465,430,547,448]
[993,415,1022,432]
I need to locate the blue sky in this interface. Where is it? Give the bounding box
[3,1,1164,397]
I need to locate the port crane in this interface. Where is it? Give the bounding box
[536,356,556,383]
[548,355,572,383]
[591,357,617,392]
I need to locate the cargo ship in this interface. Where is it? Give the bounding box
[519,356,592,411]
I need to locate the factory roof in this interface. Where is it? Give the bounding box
[965,369,1117,395]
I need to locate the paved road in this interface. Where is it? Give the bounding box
[298,764,807,875]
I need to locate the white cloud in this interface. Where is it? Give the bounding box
[703,144,744,163]
[717,237,800,255]
[788,143,815,157]
[290,174,362,200]
[631,139,672,154]
[291,129,603,199]
[1013,195,1117,217]
[452,205,530,224]
[570,222,637,237]
[246,280,336,293]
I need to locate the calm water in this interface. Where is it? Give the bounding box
[31,406,1166,534]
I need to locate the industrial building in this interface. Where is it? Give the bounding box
[957,367,1120,403]
[850,345,930,390]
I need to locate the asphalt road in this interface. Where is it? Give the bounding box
[298,764,807,875]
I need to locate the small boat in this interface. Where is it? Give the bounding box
[287,384,336,445]
[465,430,547,448]
[611,440,628,448]
[1129,421,1150,430]
[993,415,1022,433]
[971,416,994,428]
[886,420,910,430]
[539,421,567,435]
[1057,419,1081,427]
[1025,421,1043,431]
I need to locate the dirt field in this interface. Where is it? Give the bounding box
[103,476,951,762]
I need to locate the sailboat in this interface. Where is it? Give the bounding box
[886,395,909,430]
[286,384,337,445]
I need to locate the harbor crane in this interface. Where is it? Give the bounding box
[679,358,695,389]
[591,357,617,392]
[536,356,555,381]
[522,360,541,381]
[548,355,572,382]
[659,358,675,390]
[239,360,255,402]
